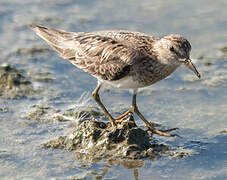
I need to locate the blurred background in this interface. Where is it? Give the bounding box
[0,0,226,179]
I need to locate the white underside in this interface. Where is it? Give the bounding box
[98,76,146,90]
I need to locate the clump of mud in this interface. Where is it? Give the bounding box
[32,105,198,161]
[0,64,35,98]
[42,113,169,160]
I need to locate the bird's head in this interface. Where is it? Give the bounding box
[154,34,201,78]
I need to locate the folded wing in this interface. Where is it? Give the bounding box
[30,25,148,81]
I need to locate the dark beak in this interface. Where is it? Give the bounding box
[184,59,201,78]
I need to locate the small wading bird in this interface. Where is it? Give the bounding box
[30,25,201,137]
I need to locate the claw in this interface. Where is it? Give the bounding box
[159,127,179,133]
[149,128,182,138]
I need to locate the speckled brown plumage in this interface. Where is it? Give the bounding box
[30,25,201,137]
[30,26,157,83]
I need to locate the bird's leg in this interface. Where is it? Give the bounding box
[131,92,178,137]
[92,83,116,129]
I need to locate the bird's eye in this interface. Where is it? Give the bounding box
[170,46,175,52]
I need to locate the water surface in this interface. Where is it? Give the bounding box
[0,0,226,179]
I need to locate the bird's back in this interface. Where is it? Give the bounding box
[30,25,157,81]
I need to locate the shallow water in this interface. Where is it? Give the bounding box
[0,0,227,179]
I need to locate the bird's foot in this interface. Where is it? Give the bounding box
[153,128,181,137]
[147,127,181,138]
[110,121,117,131]
[115,110,133,123]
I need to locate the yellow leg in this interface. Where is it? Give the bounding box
[131,92,178,137]
[92,82,116,129]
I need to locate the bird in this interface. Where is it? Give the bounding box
[30,25,201,137]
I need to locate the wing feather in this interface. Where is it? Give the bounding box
[30,25,150,80]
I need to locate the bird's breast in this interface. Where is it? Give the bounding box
[99,75,146,89]
[130,62,180,86]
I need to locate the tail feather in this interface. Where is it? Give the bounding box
[29,25,75,54]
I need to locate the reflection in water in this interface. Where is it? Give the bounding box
[92,159,144,180]
[72,140,167,180]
